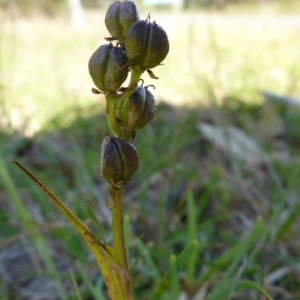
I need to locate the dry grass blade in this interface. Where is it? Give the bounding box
[265,266,292,285]
[198,123,267,166]
[190,283,209,300]
[261,91,300,108]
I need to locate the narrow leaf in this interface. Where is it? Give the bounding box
[170,255,179,300]
[85,203,106,245]
[186,190,198,283]
[177,240,199,270]
[236,280,274,300]
[136,238,161,285]
[69,269,83,300]
[149,240,199,300]
[208,279,274,300]
[75,262,106,300]
[200,218,264,281]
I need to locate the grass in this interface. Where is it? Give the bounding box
[1,7,300,132]
[1,3,300,300]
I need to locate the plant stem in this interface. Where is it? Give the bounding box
[111,185,129,272]
[106,95,132,142]
[110,185,133,299]
[128,67,143,87]
[106,68,143,141]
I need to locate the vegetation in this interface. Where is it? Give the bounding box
[4,0,300,15]
[1,2,300,300]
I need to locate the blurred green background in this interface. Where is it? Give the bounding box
[1,0,300,299]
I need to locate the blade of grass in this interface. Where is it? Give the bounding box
[0,157,32,225]
[70,269,83,300]
[75,261,106,300]
[170,254,179,300]
[200,217,264,282]
[149,240,199,300]
[177,240,199,269]
[85,203,106,245]
[196,168,219,218]
[136,238,161,285]
[208,279,274,300]
[186,190,198,284]
[157,184,168,248]
[277,201,300,241]
[248,190,292,269]
[210,255,248,299]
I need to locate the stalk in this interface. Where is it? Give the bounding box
[111,186,129,271]
[106,68,143,142]
[109,186,134,300]
[106,94,132,142]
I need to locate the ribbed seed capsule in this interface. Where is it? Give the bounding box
[88,44,128,94]
[134,87,156,129]
[125,20,169,71]
[105,0,140,43]
[117,85,156,131]
[100,135,139,186]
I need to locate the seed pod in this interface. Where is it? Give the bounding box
[105,1,139,43]
[117,85,156,131]
[125,20,169,71]
[88,44,129,94]
[100,135,139,186]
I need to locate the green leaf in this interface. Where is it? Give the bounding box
[208,279,274,300]
[170,255,179,300]
[149,240,199,300]
[136,238,161,285]
[200,218,264,282]
[186,190,198,284]
[85,203,106,245]
[75,262,106,300]
[69,269,83,300]
[277,201,300,240]
[177,240,199,270]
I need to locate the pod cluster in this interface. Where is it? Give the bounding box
[88,0,169,189]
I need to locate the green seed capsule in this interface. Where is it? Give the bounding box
[125,20,169,71]
[88,44,129,94]
[105,0,139,43]
[117,85,156,131]
[100,135,139,186]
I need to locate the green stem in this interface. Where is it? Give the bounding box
[111,186,129,272]
[106,68,143,142]
[106,95,132,142]
[84,228,133,300]
[128,67,143,87]
[110,185,133,299]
